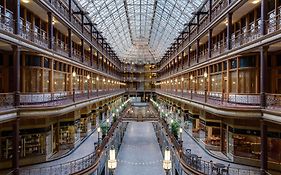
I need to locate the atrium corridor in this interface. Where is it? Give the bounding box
[115,122,165,175]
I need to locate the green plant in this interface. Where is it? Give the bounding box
[171,121,180,139]
[100,123,109,137]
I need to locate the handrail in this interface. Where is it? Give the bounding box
[17,113,128,175]
[155,117,268,175]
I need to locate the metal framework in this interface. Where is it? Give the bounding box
[77,0,204,64]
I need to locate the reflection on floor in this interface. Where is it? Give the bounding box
[115,122,165,175]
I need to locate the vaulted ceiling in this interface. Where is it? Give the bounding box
[77,0,204,64]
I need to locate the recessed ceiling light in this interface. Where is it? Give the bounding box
[252,0,260,4]
[22,0,30,3]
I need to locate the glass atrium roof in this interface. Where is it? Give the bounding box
[77,0,204,64]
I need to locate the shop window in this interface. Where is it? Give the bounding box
[223,61,227,70]
[26,55,41,67]
[44,58,49,68]
[230,59,237,69]
[239,56,256,68]
[218,63,222,71]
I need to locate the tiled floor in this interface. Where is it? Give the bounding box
[115,122,165,175]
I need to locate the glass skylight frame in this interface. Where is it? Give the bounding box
[77,0,204,64]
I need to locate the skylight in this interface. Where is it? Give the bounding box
[77,0,204,64]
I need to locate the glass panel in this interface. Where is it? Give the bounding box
[77,0,204,64]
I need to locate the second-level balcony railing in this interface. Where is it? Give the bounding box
[156,89,262,108]
[0,89,125,110]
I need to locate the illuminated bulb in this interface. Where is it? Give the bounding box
[22,0,30,3]
[252,0,260,4]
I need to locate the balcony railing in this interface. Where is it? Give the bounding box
[0,12,14,33]
[0,89,124,110]
[19,118,127,175]
[53,39,69,57]
[157,89,261,107]
[0,93,14,110]
[155,118,268,175]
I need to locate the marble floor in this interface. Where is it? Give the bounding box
[115,122,165,175]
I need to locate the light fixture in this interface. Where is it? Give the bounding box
[179,127,183,133]
[163,147,172,171]
[190,75,193,80]
[108,146,117,170]
[204,71,208,78]
[171,119,174,123]
[252,0,260,4]
[72,71,76,77]
[181,77,184,82]
[103,78,105,82]
[87,74,90,80]
[97,127,101,133]
[96,76,99,81]
[106,118,109,123]
[22,0,30,3]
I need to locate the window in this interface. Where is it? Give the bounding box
[230,59,237,69]
[239,56,256,68]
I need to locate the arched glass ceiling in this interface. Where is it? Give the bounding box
[77,0,204,64]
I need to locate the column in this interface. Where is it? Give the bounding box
[47,12,54,49]
[81,39,84,62]
[196,40,200,63]
[12,118,20,175]
[260,119,268,174]
[68,28,72,58]
[12,45,20,106]
[260,46,268,107]
[208,29,212,59]
[11,0,20,35]
[81,14,84,34]
[209,0,212,22]
[261,0,268,35]
[90,46,93,66]
[50,59,54,93]
[226,13,233,50]
[68,0,72,21]
[188,46,191,67]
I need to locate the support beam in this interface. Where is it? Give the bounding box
[226,13,232,50]
[208,29,212,59]
[68,0,72,21]
[68,28,72,58]
[196,40,200,63]
[47,12,54,49]
[260,46,268,108]
[261,0,268,35]
[12,45,20,106]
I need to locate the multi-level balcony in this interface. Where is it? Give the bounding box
[158,0,281,79]
[0,2,122,80]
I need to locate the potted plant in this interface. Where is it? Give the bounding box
[171,121,180,139]
[100,123,109,138]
